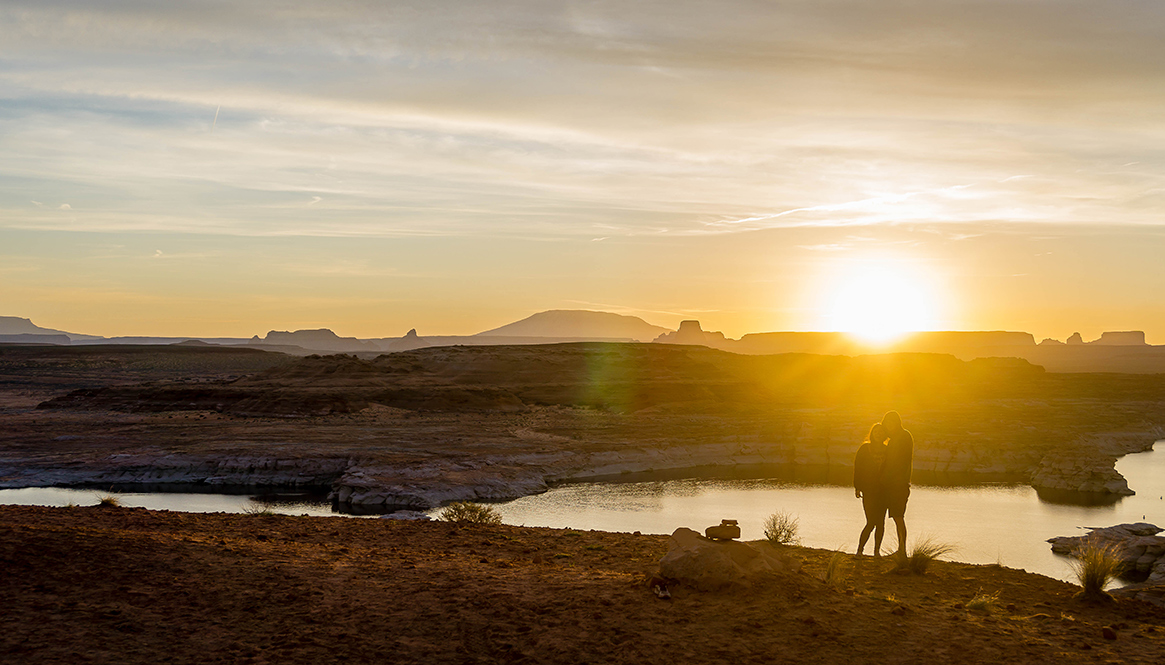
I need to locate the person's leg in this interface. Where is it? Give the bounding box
[858,522,874,555]
[893,516,907,558]
[873,516,885,557]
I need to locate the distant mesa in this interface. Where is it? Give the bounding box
[250,329,378,353]
[0,316,102,343]
[475,309,668,342]
[382,328,430,352]
[1093,331,1146,346]
[653,320,728,347]
[0,333,72,345]
[1048,331,1146,347]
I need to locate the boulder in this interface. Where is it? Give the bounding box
[658,527,801,591]
[705,519,741,541]
[1048,523,1165,590]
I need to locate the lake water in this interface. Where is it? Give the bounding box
[2,441,1162,584]
[490,441,1165,584]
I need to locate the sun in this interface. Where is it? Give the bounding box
[821,260,942,345]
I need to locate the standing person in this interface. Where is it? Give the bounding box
[880,411,914,560]
[853,423,889,557]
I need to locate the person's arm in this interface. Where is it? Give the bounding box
[853,446,865,497]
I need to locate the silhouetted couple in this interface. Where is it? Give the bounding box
[853,410,913,559]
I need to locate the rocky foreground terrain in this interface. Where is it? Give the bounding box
[2,343,1164,510]
[2,504,1164,664]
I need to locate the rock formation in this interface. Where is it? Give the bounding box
[251,329,379,353]
[381,329,430,352]
[1048,523,1165,606]
[1038,338,1065,346]
[1030,451,1134,497]
[653,320,729,348]
[1067,332,1084,345]
[657,527,800,591]
[1092,331,1147,346]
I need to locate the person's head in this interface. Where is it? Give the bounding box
[868,422,888,444]
[882,410,903,434]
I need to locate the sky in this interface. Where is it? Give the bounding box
[2,1,1164,341]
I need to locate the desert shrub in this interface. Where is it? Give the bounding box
[762,511,800,545]
[824,550,850,586]
[1069,540,1124,601]
[241,500,277,516]
[95,493,121,508]
[904,536,955,574]
[438,501,503,525]
[966,588,1000,612]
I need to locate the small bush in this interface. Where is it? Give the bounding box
[438,501,503,525]
[1069,540,1124,601]
[762,511,800,545]
[95,493,121,508]
[966,588,1000,612]
[824,550,850,587]
[904,536,955,575]
[241,500,277,516]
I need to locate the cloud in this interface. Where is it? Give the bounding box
[58,203,71,210]
[0,1,1162,239]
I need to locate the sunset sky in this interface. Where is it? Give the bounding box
[3,1,1164,341]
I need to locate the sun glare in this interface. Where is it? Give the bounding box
[821,260,942,345]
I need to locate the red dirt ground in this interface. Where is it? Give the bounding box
[2,505,1163,664]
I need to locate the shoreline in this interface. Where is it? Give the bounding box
[2,503,1163,664]
[2,434,1159,511]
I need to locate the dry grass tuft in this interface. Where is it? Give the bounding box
[966,588,1000,612]
[1069,540,1124,602]
[762,511,800,546]
[438,501,503,525]
[95,493,121,508]
[824,550,850,587]
[901,536,955,575]
[241,500,277,516]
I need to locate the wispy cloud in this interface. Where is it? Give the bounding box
[1,1,1162,240]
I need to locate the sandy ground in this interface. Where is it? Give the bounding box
[2,505,1163,664]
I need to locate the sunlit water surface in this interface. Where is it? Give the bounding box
[462,441,1165,584]
[2,442,1162,583]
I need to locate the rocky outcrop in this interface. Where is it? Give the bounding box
[381,329,430,352]
[1030,451,1133,496]
[0,454,349,490]
[653,320,729,348]
[251,329,379,353]
[1067,332,1085,345]
[1093,331,1147,346]
[658,527,800,590]
[1048,523,1165,606]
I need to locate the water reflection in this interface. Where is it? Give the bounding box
[1,442,1161,584]
[488,441,1165,584]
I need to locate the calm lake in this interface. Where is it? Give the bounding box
[2,441,1162,584]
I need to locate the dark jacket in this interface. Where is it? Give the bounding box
[880,429,914,490]
[853,442,886,494]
